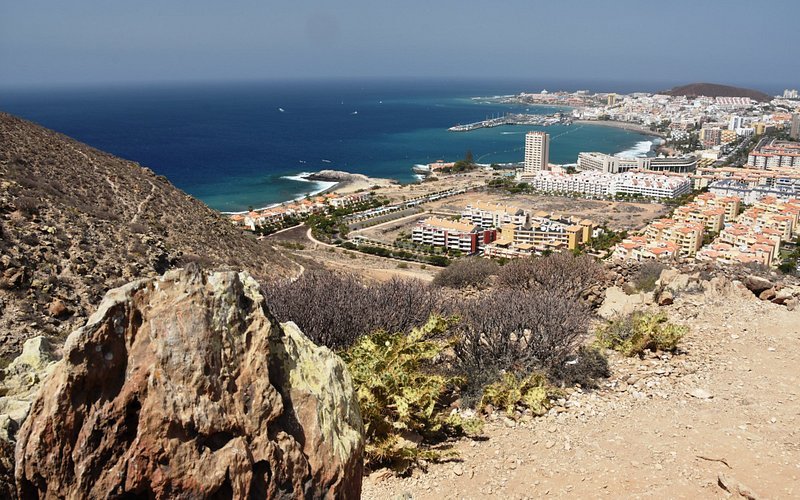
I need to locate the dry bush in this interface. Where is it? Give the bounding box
[453,287,591,400]
[432,257,499,289]
[495,252,606,300]
[263,270,441,349]
[631,261,665,292]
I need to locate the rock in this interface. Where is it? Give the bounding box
[743,275,774,296]
[453,464,463,476]
[786,298,798,311]
[0,336,59,442]
[657,290,674,306]
[598,287,652,320]
[14,268,364,498]
[0,440,15,500]
[718,472,761,500]
[46,298,69,318]
[688,388,713,400]
[758,288,777,301]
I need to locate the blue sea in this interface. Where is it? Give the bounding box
[1,80,657,212]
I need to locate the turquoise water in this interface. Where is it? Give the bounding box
[0,81,655,211]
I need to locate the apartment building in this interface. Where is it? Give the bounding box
[523,131,550,173]
[610,172,692,199]
[643,218,704,256]
[461,201,528,229]
[577,152,696,174]
[709,179,800,204]
[672,204,726,233]
[694,192,741,220]
[521,170,614,197]
[482,213,595,258]
[747,139,800,169]
[411,217,496,254]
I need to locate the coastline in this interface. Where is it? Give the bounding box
[222,170,395,214]
[575,119,665,138]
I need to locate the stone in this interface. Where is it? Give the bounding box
[742,275,774,296]
[46,298,69,318]
[786,298,798,312]
[758,288,777,301]
[0,336,59,442]
[14,268,364,499]
[657,290,674,306]
[688,388,713,400]
[598,287,652,320]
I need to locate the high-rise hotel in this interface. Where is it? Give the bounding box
[524,131,550,173]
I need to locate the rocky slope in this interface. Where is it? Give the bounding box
[0,113,293,358]
[364,272,800,499]
[8,267,363,498]
[660,82,772,102]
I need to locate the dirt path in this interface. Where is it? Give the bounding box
[363,290,800,499]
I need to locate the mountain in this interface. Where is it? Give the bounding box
[0,112,293,358]
[660,82,772,102]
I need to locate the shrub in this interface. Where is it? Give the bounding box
[452,287,590,402]
[631,261,664,292]
[495,252,605,300]
[263,270,441,349]
[479,372,561,416]
[397,262,408,269]
[15,196,40,216]
[431,257,498,289]
[596,311,686,356]
[343,317,481,473]
[549,345,610,387]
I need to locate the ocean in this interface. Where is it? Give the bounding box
[1,80,657,212]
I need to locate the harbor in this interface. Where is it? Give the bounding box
[448,112,572,132]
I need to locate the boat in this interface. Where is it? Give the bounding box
[411,164,432,175]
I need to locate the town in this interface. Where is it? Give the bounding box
[230,86,800,274]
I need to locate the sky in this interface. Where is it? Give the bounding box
[1,0,798,91]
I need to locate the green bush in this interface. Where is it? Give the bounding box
[343,317,481,473]
[479,372,561,416]
[596,311,686,356]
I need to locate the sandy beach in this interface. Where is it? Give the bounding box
[576,119,665,138]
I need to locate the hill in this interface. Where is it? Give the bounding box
[0,112,293,358]
[660,82,772,102]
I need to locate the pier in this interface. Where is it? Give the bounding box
[448,113,572,132]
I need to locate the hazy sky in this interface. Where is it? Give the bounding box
[1,0,798,89]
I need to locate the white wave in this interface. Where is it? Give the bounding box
[500,131,523,135]
[281,172,338,196]
[615,140,653,158]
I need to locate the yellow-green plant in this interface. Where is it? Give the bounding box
[596,311,686,356]
[480,372,561,416]
[343,316,481,473]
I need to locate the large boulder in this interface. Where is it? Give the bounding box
[14,268,364,499]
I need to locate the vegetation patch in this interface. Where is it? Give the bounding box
[343,317,481,474]
[479,372,561,416]
[596,311,686,356]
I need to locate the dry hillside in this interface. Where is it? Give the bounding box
[0,112,292,358]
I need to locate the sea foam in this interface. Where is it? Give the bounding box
[615,140,653,158]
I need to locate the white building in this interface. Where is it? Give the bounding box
[524,131,550,173]
[611,172,692,199]
[461,202,528,229]
[577,152,696,174]
[709,179,800,204]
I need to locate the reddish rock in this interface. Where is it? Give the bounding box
[46,298,69,318]
[759,288,777,301]
[15,268,364,498]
